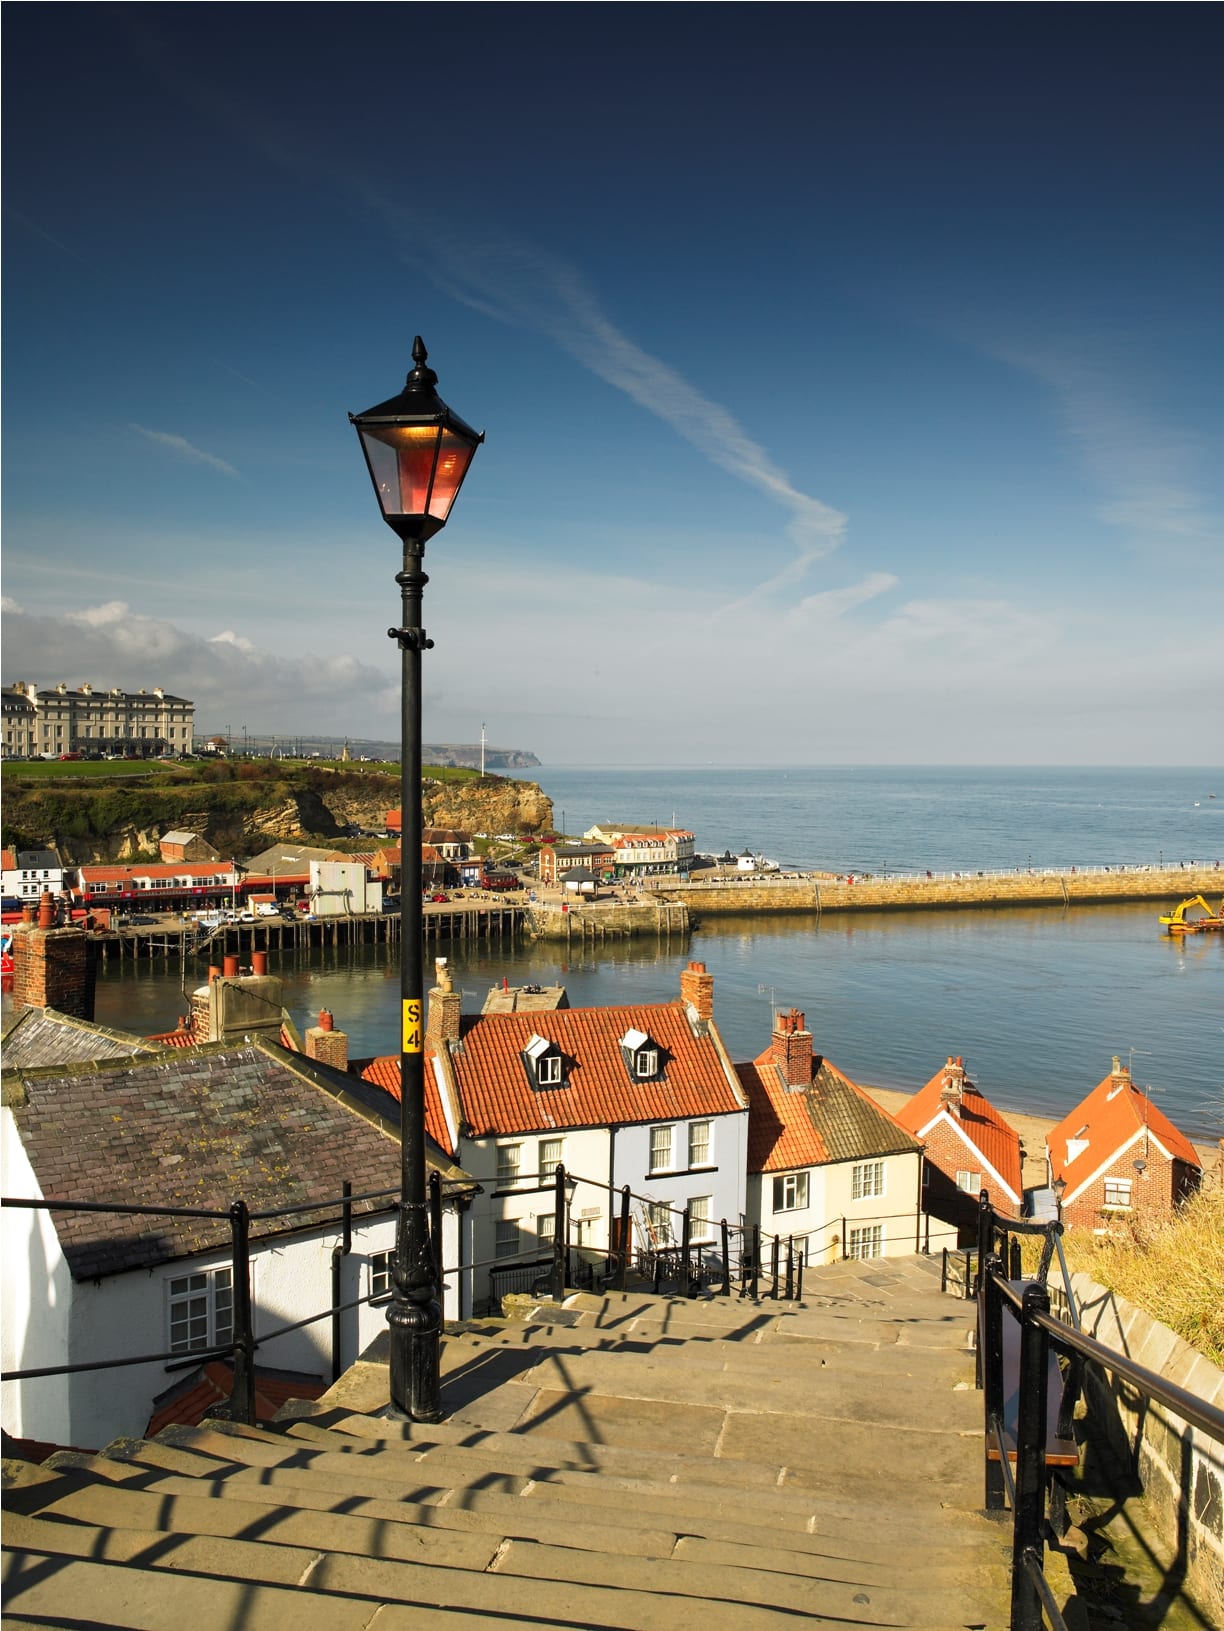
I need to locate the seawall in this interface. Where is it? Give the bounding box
[651,866,1222,917]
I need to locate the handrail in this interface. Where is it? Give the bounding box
[973,1192,1224,1631]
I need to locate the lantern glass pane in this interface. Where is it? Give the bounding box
[426,429,478,522]
[359,425,442,519]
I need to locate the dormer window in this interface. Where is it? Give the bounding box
[619,1027,662,1081]
[523,1033,566,1090]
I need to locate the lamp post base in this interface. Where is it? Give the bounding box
[386,1292,444,1422]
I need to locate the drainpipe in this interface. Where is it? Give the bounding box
[331,1181,352,1383]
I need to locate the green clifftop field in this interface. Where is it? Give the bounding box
[1,759,554,863]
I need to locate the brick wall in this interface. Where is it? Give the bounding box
[9,924,96,1019]
[1063,1144,1196,1234]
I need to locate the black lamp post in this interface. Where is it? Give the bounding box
[351,337,483,1420]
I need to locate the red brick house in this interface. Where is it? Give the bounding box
[1046,1057,1201,1235]
[893,1056,1023,1243]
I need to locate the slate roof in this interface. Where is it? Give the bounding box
[740,1055,921,1173]
[1,1007,163,1069]
[1047,1065,1201,1192]
[363,1000,747,1146]
[6,1038,474,1281]
[893,1064,1023,1197]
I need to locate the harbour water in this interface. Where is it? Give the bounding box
[83,766,1222,1144]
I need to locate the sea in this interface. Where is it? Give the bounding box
[81,766,1224,1143]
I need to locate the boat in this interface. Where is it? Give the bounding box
[1158,895,1224,934]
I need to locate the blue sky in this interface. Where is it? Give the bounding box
[3,4,1221,765]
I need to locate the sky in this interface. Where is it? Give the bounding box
[2,4,1222,767]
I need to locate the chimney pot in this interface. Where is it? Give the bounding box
[223,954,240,978]
[252,951,268,976]
[319,1008,334,1031]
[38,891,55,930]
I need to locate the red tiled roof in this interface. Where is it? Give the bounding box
[445,1005,744,1136]
[893,1063,1023,1196]
[1047,1066,1201,1189]
[365,1003,745,1143]
[146,1361,326,1436]
[739,1054,919,1173]
[1,849,17,872]
[78,862,236,882]
[361,1054,453,1151]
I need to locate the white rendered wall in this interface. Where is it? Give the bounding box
[613,1111,748,1252]
[1,1110,72,1440]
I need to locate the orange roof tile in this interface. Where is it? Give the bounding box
[360,1055,453,1152]
[893,1061,1023,1196]
[740,1054,919,1173]
[146,1361,326,1436]
[405,1003,744,1139]
[1047,1064,1201,1188]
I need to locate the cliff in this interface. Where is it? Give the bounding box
[1,765,553,864]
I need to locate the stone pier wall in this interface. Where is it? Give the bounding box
[654,866,1222,917]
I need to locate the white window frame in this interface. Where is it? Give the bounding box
[494,1220,521,1260]
[647,1202,674,1248]
[955,1170,982,1194]
[772,1172,810,1212]
[537,1053,562,1086]
[688,1195,713,1243]
[539,1137,565,1180]
[369,1250,393,1301]
[688,1120,711,1169]
[649,1124,674,1175]
[852,1160,885,1201]
[635,1047,659,1079]
[1102,1178,1133,1210]
[497,1143,523,1184]
[536,1212,556,1246]
[167,1265,233,1354]
[847,1224,883,1261]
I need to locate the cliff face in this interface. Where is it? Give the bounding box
[2,769,554,863]
[421,775,552,835]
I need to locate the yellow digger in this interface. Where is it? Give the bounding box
[1158,895,1224,934]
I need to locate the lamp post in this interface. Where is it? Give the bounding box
[351,337,483,1420]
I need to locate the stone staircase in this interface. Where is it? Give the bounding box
[3,1254,1027,1629]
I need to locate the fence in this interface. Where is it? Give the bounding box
[972,1193,1224,1631]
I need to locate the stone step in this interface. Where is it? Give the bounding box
[8,1452,1009,1568]
[3,1521,1006,1629]
[0,1547,591,1631]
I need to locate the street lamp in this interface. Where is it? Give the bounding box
[351,336,483,1421]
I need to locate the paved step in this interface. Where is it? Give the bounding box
[3,1512,1004,1629]
[2,1256,1017,1628]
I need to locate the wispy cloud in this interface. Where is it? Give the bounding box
[988,345,1218,556]
[129,424,240,479]
[379,218,848,572]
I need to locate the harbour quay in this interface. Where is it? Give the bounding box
[652,862,1223,917]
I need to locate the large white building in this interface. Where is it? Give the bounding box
[2,681,194,759]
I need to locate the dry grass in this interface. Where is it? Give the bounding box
[1043,1187,1224,1366]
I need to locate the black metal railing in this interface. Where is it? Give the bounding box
[973,1193,1224,1631]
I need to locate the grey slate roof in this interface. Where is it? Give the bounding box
[807,1062,923,1163]
[6,1038,475,1281]
[1,1008,163,1070]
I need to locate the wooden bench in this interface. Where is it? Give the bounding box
[985,1279,1079,1467]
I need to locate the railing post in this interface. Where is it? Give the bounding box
[681,1204,693,1295]
[1011,1281,1052,1631]
[770,1234,780,1298]
[981,1250,1007,1512]
[550,1163,566,1303]
[963,1249,972,1301]
[976,1190,992,1299]
[719,1218,731,1296]
[750,1224,760,1299]
[331,1180,352,1384]
[228,1199,256,1426]
[785,1236,794,1301]
[940,1246,948,1295]
[795,1251,804,1301]
[840,1217,847,1261]
[1009,1234,1022,1280]
[615,1185,630,1291]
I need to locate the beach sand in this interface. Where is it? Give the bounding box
[861,1087,1221,1194]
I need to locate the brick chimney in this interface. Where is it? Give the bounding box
[1107,1055,1131,1098]
[939,1055,966,1117]
[427,956,463,1047]
[772,1009,813,1091]
[679,960,714,1021]
[304,1007,349,1071]
[9,892,96,1019]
